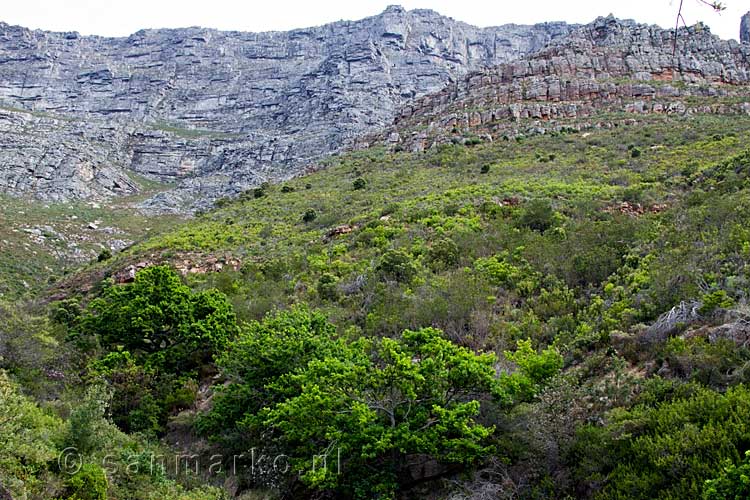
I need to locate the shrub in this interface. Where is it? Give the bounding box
[201,310,499,497]
[353,178,367,190]
[499,339,564,404]
[97,248,112,262]
[517,200,555,233]
[0,370,63,495]
[302,209,317,223]
[66,383,113,454]
[580,383,750,500]
[480,164,491,174]
[64,463,108,500]
[426,237,460,271]
[196,307,338,444]
[317,273,339,301]
[76,266,236,373]
[703,450,750,500]
[699,290,735,315]
[376,249,418,283]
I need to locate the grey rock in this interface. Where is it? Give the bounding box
[742,11,750,43]
[382,16,750,151]
[0,7,575,210]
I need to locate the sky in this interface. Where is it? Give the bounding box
[1,0,747,41]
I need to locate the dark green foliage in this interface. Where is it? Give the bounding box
[703,450,750,500]
[699,290,735,315]
[480,164,491,174]
[517,199,555,233]
[425,237,459,271]
[201,309,499,497]
[77,266,236,372]
[302,208,317,222]
[353,177,367,190]
[74,266,236,435]
[317,272,339,300]
[88,351,163,435]
[97,248,112,262]
[576,382,750,500]
[376,249,418,283]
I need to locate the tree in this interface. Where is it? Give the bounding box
[200,309,500,497]
[75,266,237,435]
[0,370,63,498]
[196,307,338,447]
[77,266,236,373]
[703,450,750,500]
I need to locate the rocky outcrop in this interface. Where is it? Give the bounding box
[378,16,750,151]
[0,6,574,209]
[742,12,750,43]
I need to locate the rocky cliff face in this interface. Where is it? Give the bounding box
[742,12,750,44]
[0,6,573,210]
[379,16,750,152]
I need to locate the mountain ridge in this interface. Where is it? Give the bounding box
[374,15,750,152]
[0,7,749,213]
[0,6,573,211]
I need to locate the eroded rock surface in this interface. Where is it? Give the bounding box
[0,6,573,209]
[379,16,750,151]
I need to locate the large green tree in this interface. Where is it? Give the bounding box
[75,266,237,434]
[78,266,237,372]
[200,308,501,498]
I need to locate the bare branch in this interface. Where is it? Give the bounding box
[673,0,727,56]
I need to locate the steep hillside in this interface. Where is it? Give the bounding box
[5,8,750,500]
[23,108,750,500]
[0,6,571,210]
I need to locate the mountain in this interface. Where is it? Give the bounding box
[0,6,572,211]
[378,16,750,152]
[7,6,750,500]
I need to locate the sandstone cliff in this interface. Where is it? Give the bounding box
[379,16,750,152]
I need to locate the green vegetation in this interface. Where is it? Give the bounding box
[74,266,236,434]
[0,194,181,300]
[199,309,501,497]
[151,120,241,140]
[5,112,750,498]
